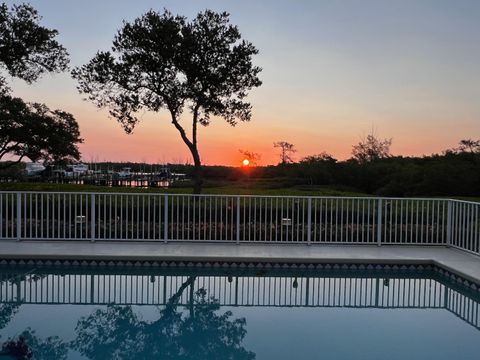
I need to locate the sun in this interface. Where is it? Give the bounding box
[242,159,250,166]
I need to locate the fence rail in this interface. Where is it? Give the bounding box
[0,192,478,254]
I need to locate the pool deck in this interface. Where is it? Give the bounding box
[0,240,479,284]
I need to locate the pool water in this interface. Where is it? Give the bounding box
[0,266,479,359]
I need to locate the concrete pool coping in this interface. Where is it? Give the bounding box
[0,240,479,285]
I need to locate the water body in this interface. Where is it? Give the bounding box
[0,266,479,359]
[52,179,172,189]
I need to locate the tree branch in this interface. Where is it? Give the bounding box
[166,276,196,307]
[168,109,194,151]
[0,142,21,160]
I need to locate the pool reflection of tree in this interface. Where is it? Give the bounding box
[1,276,254,359]
[1,328,68,359]
[0,304,68,359]
[71,276,255,359]
[0,303,19,330]
[0,275,68,359]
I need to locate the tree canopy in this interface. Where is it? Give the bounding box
[450,139,480,154]
[71,279,255,360]
[1,328,68,360]
[239,149,261,166]
[351,133,392,163]
[0,3,68,89]
[73,9,262,193]
[274,141,296,164]
[0,2,80,168]
[0,94,82,167]
[300,152,336,164]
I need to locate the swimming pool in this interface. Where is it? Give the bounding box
[0,265,479,359]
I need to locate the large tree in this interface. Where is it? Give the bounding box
[0,3,80,168]
[73,9,262,193]
[0,94,82,167]
[71,278,255,359]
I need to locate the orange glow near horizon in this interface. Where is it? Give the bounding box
[76,112,469,167]
[13,72,479,168]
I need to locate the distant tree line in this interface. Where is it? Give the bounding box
[2,136,480,196]
[274,151,480,197]
[168,137,480,197]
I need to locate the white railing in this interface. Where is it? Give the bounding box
[449,200,480,255]
[0,192,478,254]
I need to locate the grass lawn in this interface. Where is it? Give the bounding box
[0,181,366,196]
[2,181,479,201]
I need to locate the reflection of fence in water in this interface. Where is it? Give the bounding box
[447,289,480,329]
[0,272,478,328]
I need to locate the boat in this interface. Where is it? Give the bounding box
[117,167,132,178]
[64,163,89,177]
[25,162,46,176]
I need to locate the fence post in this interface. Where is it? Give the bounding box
[164,194,168,243]
[307,198,312,245]
[446,200,452,247]
[377,198,383,246]
[16,192,21,241]
[90,194,96,242]
[236,196,240,245]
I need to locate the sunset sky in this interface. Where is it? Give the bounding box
[6,0,480,166]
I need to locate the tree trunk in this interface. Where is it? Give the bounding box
[178,141,203,194]
[191,146,203,194]
[169,109,203,194]
[192,161,203,194]
[189,280,195,318]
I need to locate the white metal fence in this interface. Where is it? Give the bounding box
[0,192,478,254]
